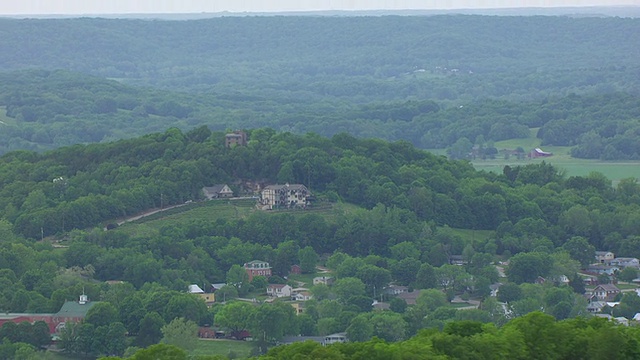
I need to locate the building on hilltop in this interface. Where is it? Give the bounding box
[260,183,310,210]
[225,130,248,148]
[244,260,272,281]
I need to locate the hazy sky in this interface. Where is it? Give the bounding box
[1,0,638,15]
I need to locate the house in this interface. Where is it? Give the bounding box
[267,284,292,298]
[202,184,234,199]
[587,301,607,313]
[397,290,422,305]
[586,264,619,276]
[595,251,615,264]
[614,317,630,326]
[372,301,390,311]
[384,285,409,296]
[280,332,347,346]
[583,276,598,286]
[198,326,224,339]
[244,260,272,281]
[324,333,348,345]
[610,257,640,268]
[313,276,334,286]
[211,283,227,292]
[291,302,305,315]
[261,183,310,210]
[449,255,467,266]
[188,284,205,294]
[188,285,215,306]
[290,265,302,275]
[292,291,313,301]
[592,284,621,302]
[225,130,248,148]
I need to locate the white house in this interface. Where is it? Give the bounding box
[261,183,310,210]
[384,285,409,295]
[202,184,234,199]
[324,333,347,345]
[292,291,313,302]
[188,284,205,294]
[267,284,292,298]
[610,257,640,268]
[595,251,615,264]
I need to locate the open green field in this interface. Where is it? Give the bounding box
[191,339,255,359]
[447,228,494,243]
[118,199,361,237]
[476,142,640,184]
[429,129,640,184]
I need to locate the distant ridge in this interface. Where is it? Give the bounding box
[2,6,640,19]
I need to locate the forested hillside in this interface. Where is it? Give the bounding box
[2,130,640,357]
[3,127,640,257]
[0,15,638,159]
[2,70,640,159]
[1,15,638,101]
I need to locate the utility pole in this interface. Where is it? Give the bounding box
[160,193,164,210]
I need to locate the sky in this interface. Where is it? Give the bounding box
[0,0,638,15]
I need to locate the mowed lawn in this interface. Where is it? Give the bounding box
[191,339,255,358]
[472,147,640,184]
[118,199,360,237]
[474,130,640,183]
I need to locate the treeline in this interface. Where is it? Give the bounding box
[0,15,638,101]
[1,70,639,159]
[4,127,640,253]
[256,312,640,360]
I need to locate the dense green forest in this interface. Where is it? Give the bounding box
[1,16,638,100]
[2,70,640,159]
[1,13,640,358]
[1,129,640,357]
[0,15,639,159]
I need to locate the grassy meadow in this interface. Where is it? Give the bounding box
[432,128,640,184]
[118,199,361,237]
[190,339,255,359]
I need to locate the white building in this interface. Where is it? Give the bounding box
[261,183,310,210]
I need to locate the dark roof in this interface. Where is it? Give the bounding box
[264,184,307,191]
[596,284,620,292]
[55,301,99,318]
[203,184,231,194]
[397,290,422,305]
[268,284,289,289]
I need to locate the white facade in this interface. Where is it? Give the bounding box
[261,184,309,209]
[267,284,292,298]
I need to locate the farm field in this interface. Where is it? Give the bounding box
[474,145,640,184]
[429,129,640,184]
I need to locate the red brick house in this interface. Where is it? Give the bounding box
[244,260,272,281]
